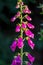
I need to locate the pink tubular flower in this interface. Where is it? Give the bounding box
[22,22,27,29]
[23,9,31,14]
[16,4,20,8]
[16,11,20,17]
[11,55,21,65]
[10,16,16,22]
[28,38,35,49]
[27,23,35,29]
[17,37,24,49]
[25,15,32,21]
[10,11,20,22]
[10,40,17,52]
[15,24,21,32]
[25,29,34,39]
[26,53,35,63]
[27,62,31,65]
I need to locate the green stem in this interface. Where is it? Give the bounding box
[20,0,23,65]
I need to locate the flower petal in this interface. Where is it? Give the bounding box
[11,55,21,65]
[15,25,21,32]
[16,11,20,18]
[26,53,35,63]
[17,37,24,49]
[27,62,31,65]
[25,29,34,39]
[28,38,35,49]
[27,53,35,63]
[10,40,17,52]
[27,23,35,29]
[22,22,27,29]
[10,16,16,22]
[25,15,32,21]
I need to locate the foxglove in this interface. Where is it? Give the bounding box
[25,29,34,39]
[11,55,21,65]
[28,38,35,49]
[15,24,21,32]
[26,53,35,63]
[17,37,24,49]
[10,40,17,52]
[10,0,35,65]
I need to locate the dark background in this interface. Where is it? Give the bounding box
[0,0,43,65]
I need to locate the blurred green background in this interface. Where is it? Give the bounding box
[0,0,43,65]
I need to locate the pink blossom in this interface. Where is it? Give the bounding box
[10,12,20,22]
[27,62,31,65]
[23,5,31,14]
[25,15,32,21]
[23,9,31,14]
[25,29,34,39]
[17,37,24,49]
[28,38,35,49]
[22,22,27,29]
[11,55,21,65]
[15,25,21,32]
[16,11,20,17]
[27,53,35,63]
[27,23,35,29]
[20,2,24,5]
[10,40,17,52]
[16,5,20,8]
[10,16,16,22]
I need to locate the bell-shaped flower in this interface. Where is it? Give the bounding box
[17,37,24,49]
[10,16,16,22]
[11,55,21,65]
[26,53,35,63]
[27,62,31,65]
[25,15,32,21]
[16,4,20,8]
[15,24,21,32]
[23,9,31,14]
[10,11,20,22]
[27,23,35,29]
[25,29,34,39]
[21,22,27,30]
[10,40,17,52]
[28,38,35,49]
[16,11,20,18]
[23,5,31,14]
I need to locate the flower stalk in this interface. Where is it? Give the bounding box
[10,0,35,65]
[20,0,23,65]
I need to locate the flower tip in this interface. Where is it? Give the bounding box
[10,17,16,22]
[16,5,20,8]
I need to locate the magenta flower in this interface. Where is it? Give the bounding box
[20,2,24,5]
[22,22,27,29]
[16,11,20,17]
[23,6,31,14]
[27,62,31,65]
[10,11,20,22]
[10,40,17,52]
[16,2,24,9]
[25,15,32,21]
[10,16,16,22]
[15,24,21,32]
[28,38,35,49]
[17,37,24,49]
[25,29,34,39]
[11,55,21,65]
[23,9,31,14]
[27,23,35,29]
[26,53,35,63]
[16,4,20,8]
